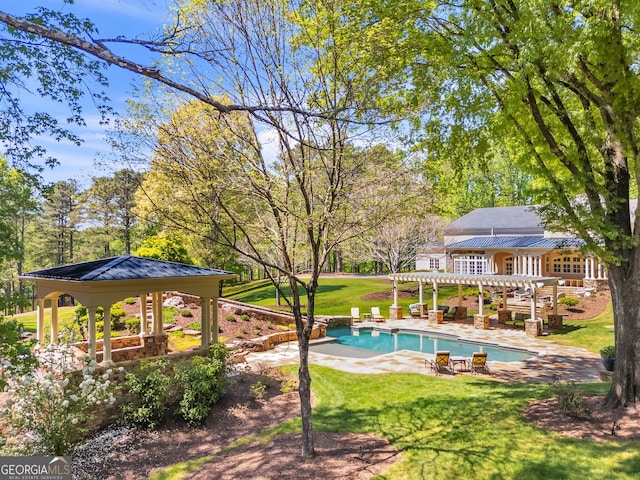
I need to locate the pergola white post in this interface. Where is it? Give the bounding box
[139,293,148,335]
[392,280,398,306]
[87,307,97,360]
[201,297,211,348]
[103,307,112,363]
[50,298,59,345]
[529,288,536,320]
[418,281,424,305]
[36,299,45,345]
[432,281,438,310]
[478,283,484,316]
[553,283,558,315]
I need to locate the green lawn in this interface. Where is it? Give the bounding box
[152,367,637,480]
[541,302,615,354]
[224,277,475,317]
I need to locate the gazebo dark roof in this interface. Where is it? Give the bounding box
[22,255,233,281]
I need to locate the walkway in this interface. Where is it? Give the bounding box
[245,317,604,383]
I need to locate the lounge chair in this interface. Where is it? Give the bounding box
[443,306,457,320]
[408,303,421,316]
[371,307,385,322]
[351,307,361,323]
[470,352,491,375]
[428,351,453,375]
[437,305,449,314]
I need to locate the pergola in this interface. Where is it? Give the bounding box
[387,271,562,321]
[20,255,236,362]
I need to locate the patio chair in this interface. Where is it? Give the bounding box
[437,305,449,314]
[351,307,361,323]
[371,306,385,322]
[443,306,457,320]
[428,351,453,375]
[408,303,421,316]
[470,352,491,375]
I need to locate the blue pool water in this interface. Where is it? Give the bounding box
[310,327,533,362]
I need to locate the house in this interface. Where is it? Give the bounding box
[417,205,627,291]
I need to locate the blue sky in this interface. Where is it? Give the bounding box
[6,1,169,186]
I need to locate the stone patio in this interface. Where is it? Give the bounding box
[245,316,603,383]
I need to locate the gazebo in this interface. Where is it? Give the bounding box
[387,271,563,333]
[20,255,236,362]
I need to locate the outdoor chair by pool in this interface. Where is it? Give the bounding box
[409,303,421,316]
[470,352,491,375]
[371,307,385,322]
[428,351,453,375]
[443,306,457,320]
[351,307,361,322]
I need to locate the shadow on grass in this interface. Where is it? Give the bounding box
[231,283,345,305]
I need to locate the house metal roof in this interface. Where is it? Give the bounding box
[447,236,586,250]
[21,255,234,282]
[444,206,544,236]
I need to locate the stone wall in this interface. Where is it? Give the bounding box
[73,334,169,363]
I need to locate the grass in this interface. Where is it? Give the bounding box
[152,366,636,479]
[542,302,614,354]
[223,277,475,317]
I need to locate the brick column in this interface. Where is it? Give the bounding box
[473,314,489,329]
[547,314,563,330]
[498,310,512,324]
[389,305,403,320]
[429,309,444,324]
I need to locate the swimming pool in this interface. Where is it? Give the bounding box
[310,326,534,362]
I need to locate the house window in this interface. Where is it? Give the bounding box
[552,256,583,275]
[504,256,514,275]
[454,256,487,275]
[428,258,441,270]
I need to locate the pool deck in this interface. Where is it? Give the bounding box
[244,317,604,383]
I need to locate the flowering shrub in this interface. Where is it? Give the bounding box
[0,317,37,390]
[1,343,118,455]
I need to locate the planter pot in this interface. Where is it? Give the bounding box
[601,357,615,372]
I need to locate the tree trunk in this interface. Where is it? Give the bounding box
[605,264,640,407]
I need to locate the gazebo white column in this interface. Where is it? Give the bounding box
[139,293,149,335]
[87,307,97,360]
[418,281,424,305]
[201,297,211,347]
[392,280,398,306]
[50,298,59,345]
[432,282,438,309]
[36,299,45,345]
[212,298,219,344]
[152,292,163,334]
[102,308,112,363]
[478,283,484,316]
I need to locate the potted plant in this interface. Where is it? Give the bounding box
[600,345,615,371]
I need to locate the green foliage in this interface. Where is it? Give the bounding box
[121,359,172,429]
[173,353,228,425]
[280,379,297,394]
[0,317,37,390]
[180,309,193,317]
[551,381,591,419]
[240,314,250,321]
[600,345,615,358]
[249,381,267,400]
[124,297,137,305]
[186,321,201,331]
[126,318,141,335]
[225,314,236,322]
[134,233,193,264]
[559,297,580,307]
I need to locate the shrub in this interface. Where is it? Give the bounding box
[173,352,228,425]
[559,296,580,307]
[126,318,141,335]
[552,380,591,418]
[280,379,297,394]
[600,345,615,358]
[241,314,250,321]
[249,381,267,400]
[1,344,117,455]
[121,359,172,429]
[276,325,289,331]
[225,314,236,322]
[180,309,193,317]
[186,321,202,331]
[124,297,137,305]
